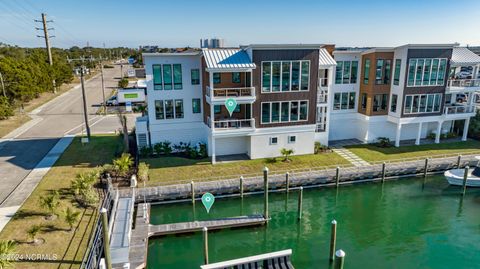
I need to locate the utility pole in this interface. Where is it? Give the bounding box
[35,13,56,93]
[80,66,91,140]
[0,72,5,97]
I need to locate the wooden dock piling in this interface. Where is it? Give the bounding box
[297,187,303,220]
[457,155,462,168]
[423,159,429,178]
[240,176,244,198]
[462,166,469,196]
[329,220,337,261]
[335,249,345,269]
[381,162,386,183]
[286,172,290,193]
[203,227,209,265]
[100,208,113,269]
[191,181,195,205]
[335,167,340,187]
[264,167,269,221]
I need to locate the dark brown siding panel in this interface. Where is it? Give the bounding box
[401,48,453,118]
[251,49,319,128]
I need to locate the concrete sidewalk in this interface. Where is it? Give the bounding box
[0,135,75,232]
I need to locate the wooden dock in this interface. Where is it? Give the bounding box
[127,203,267,269]
[149,214,267,236]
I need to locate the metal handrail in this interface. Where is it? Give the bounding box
[207,86,255,98]
[213,118,255,129]
[447,79,480,87]
[444,105,476,115]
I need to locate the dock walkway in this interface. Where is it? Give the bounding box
[149,214,266,236]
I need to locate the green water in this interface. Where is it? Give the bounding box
[147,176,480,269]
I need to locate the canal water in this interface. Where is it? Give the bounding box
[147,175,480,269]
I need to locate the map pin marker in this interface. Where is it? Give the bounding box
[201,192,215,213]
[225,98,237,117]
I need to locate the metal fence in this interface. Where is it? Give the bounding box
[80,180,116,269]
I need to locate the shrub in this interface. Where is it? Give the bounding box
[280,148,294,162]
[103,64,114,69]
[0,240,17,268]
[137,162,149,182]
[376,137,392,148]
[113,153,133,177]
[27,225,41,243]
[118,78,129,88]
[63,207,80,231]
[426,133,436,140]
[39,191,60,218]
[198,143,207,158]
[139,146,153,157]
[314,142,329,154]
[71,170,99,207]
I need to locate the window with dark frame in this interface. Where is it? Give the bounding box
[191,69,200,85]
[213,73,221,84]
[232,72,241,83]
[192,99,201,114]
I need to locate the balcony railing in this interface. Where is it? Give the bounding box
[319,78,328,88]
[206,86,255,98]
[444,105,476,115]
[317,93,328,103]
[207,117,255,130]
[447,79,480,88]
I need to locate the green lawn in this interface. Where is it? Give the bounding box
[143,152,350,185]
[345,140,480,163]
[0,135,122,269]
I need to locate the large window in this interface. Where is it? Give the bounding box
[232,72,241,83]
[375,59,391,85]
[335,61,358,84]
[213,73,221,84]
[404,93,442,114]
[153,64,182,90]
[390,94,398,113]
[261,101,308,123]
[373,94,388,112]
[155,99,184,120]
[153,65,163,90]
[363,59,370,85]
[406,58,448,86]
[393,59,401,85]
[191,69,200,85]
[361,93,367,109]
[173,64,182,89]
[262,61,310,92]
[155,100,164,119]
[333,92,356,110]
[192,99,201,114]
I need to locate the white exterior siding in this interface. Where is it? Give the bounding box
[143,53,208,147]
[215,136,249,156]
[249,128,315,159]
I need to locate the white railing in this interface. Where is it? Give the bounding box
[447,79,480,88]
[317,93,328,103]
[319,78,328,87]
[444,105,476,115]
[207,117,255,130]
[201,249,292,269]
[206,86,255,98]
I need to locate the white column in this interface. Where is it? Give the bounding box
[415,122,423,145]
[211,135,216,164]
[395,123,402,147]
[435,121,443,144]
[462,118,470,141]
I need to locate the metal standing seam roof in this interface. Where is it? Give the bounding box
[451,47,480,66]
[202,48,256,70]
[318,48,336,67]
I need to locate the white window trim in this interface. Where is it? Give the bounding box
[333,92,356,111]
[288,135,296,144]
[260,100,309,124]
[261,60,311,93]
[155,99,184,120]
[335,60,359,85]
[406,58,447,87]
[269,137,278,145]
[403,93,442,114]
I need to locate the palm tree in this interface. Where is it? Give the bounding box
[39,191,60,218]
[0,240,16,268]
[113,153,133,177]
[280,148,294,162]
[71,172,97,196]
[64,207,81,231]
[27,225,41,243]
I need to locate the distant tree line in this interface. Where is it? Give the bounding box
[0,43,137,119]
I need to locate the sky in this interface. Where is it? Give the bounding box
[1,0,480,49]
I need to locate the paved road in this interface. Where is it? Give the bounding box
[0,64,138,205]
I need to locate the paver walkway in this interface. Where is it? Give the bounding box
[330,139,370,167]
